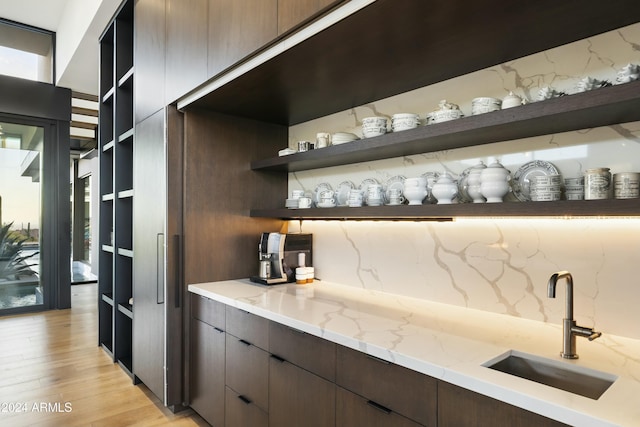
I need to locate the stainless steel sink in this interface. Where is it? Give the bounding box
[484,350,617,400]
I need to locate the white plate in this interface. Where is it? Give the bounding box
[385,175,405,201]
[332,132,360,145]
[335,180,355,206]
[359,178,379,194]
[512,160,560,202]
[313,183,333,204]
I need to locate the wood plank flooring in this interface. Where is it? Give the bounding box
[0,283,208,427]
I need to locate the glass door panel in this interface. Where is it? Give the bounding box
[0,121,43,310]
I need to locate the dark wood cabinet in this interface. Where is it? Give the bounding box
[277,0,339,35]
[134,0,165,123]
[269,321,336,382]
[269,355,336,427]
[190,316,225,426]
[225,386,268,427]
[336,345,437,426]
[165,0,208,104]
[132,105,184,408]
[225,333,270,412]
[336,386,423,427]
[207,0,277,79]
[438,380,569,427]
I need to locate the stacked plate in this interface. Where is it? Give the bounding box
[471,97,501,115]
[512,160,560,201]
[564,177,584,200]
[530,174,562,201]
[332,132,360,145]
[391,113,420,132]
[285,198,299,209]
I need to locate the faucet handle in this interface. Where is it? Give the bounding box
[571,325,602,341]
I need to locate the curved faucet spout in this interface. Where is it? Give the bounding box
[547,271,601,359]
[547,270,574,320]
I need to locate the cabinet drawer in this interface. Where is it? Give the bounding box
[225,386,268,427]
[226,305,269,349]
[336,386,423,427]
[226,333,269,411]
[191,294,225,330]
[269,321,336,381]
[189,318,225,426]
[269,356,336,427]
[336,345,437,426]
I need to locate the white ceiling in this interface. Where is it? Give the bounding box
[0,0,122,96]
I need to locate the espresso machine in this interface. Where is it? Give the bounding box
[250,232,312,285]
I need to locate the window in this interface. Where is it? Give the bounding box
[0,19,54,84]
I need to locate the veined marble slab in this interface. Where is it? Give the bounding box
[189,280,640,427]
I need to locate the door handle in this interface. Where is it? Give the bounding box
[174,234,182,308]
[157,233,164,304]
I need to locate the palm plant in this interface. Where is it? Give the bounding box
[0,222,39,280]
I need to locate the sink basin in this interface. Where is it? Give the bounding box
[484,350,616,400]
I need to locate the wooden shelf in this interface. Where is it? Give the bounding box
[118,248,134,258]
[251,198,640,220]
[118,189,134,199]
[118,127,134,142]
[118,303,133,319]
[252,81,640,172]
[103,86,115,103]
[103,140,114,152]
[118,66,134,87]
[102,244,114,253]
[102,293,115,306]
[186,0,640,125]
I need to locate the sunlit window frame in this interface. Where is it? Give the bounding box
[0,18,55,84]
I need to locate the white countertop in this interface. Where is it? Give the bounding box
[188,279,640,426]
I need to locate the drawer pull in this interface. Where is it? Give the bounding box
[270,354,286,363]
[366,354,391,365]
[238,395,252,405]
[213,327,224,334]
[239,339,252,346]
[367,400,392,415]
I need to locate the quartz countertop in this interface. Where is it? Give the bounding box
[188,279,640,426]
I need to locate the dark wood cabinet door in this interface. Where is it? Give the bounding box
[134,0,165,123]
[225,386,268,427]
[269,321,336,382]
[225,333,269,412]
[277,0,340,35]
[208,0,277,78]
[336,345,437,426]
[165,0,208,103]
[269,356,336,427]
[438,381,569,427]
[191,294,226,330]
[226,305,269,350]
[336,386,423,427]
[132,109,166,400]
[190,318,225,426]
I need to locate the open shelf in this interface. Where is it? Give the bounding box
[102,193,115,201]
[118,303,133,319]
[118,127,134,142]
[103,86,115,103]
[251,198,640,220]
[185,0,640,125]
[118,66,134,87]
[252,81,640,172]
[102,244,114,253]
[118,189,134,199]
[118,248,134,258]
[102,293,114,306]
[103,140,115,152]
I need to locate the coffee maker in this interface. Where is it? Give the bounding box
[250,232,312,285]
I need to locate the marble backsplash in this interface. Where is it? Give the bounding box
[285,23,640,339]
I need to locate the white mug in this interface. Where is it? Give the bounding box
[298,197,312,208]
[291,189,305,199]
[316,132,331,148]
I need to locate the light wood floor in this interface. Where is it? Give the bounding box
[0,283,208,427]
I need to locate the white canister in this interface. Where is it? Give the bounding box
[613,172,640,199]
[584,168,611,200]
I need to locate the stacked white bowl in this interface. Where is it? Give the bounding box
[391,113,420,132]
[361,116,388,138]
[530,174,563,201]
[564,177,585,200]
[471,97,502,115]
